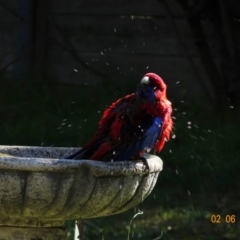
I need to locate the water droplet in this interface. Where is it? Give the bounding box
[229,106,234,108]
[74,69,78,72]
[190,135,197,139]
[101,52,104,55]
[175,170,178,174]
[146,66,149,69]
[169,149,172,153]
[61,123,65,125]
[106,63,109,65]
[68,125,71,127]
[113,151,116,155]
[114,28,116,33]
[187,121,191,125]
[120,185,122,189]
[188,190,191,195]
[176,81,180,84]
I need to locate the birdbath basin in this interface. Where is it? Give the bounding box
[0,145,163,239]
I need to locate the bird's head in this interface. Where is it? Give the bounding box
[137,73,167,102]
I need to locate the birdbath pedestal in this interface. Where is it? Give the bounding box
[0,146,163,240]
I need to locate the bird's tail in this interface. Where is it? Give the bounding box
[64,137,108,160]
[65,149,85,159]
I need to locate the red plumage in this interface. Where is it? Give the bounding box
[66,73,173,162]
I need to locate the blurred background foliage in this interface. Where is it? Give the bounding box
[0,78,239,239]
[0,0,240,239]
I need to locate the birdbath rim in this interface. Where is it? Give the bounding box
[0,145,162,176]
[0,145,163,227]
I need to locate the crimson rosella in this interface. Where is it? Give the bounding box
[66,73,173,167]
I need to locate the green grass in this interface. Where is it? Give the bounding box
[0,78,240,239]
[77,202,239,239]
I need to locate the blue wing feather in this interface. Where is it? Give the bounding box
[101,115,163,161]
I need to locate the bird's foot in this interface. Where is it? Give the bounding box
[139,156,150,171]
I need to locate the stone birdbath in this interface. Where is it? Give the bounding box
[0,145,163,240]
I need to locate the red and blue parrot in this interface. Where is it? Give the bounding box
[66,73,173,166]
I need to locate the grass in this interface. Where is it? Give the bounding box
[0,78,240,239]
[76,201,239,239]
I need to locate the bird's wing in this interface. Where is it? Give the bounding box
[100,115,163,161]
[154,100,173,152]
[66,93,140,160]
[98,93,140,140]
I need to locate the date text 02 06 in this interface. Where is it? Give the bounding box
[211,215,235,223]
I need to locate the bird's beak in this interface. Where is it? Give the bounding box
[140,76,150,92]
[141,76,150,85]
